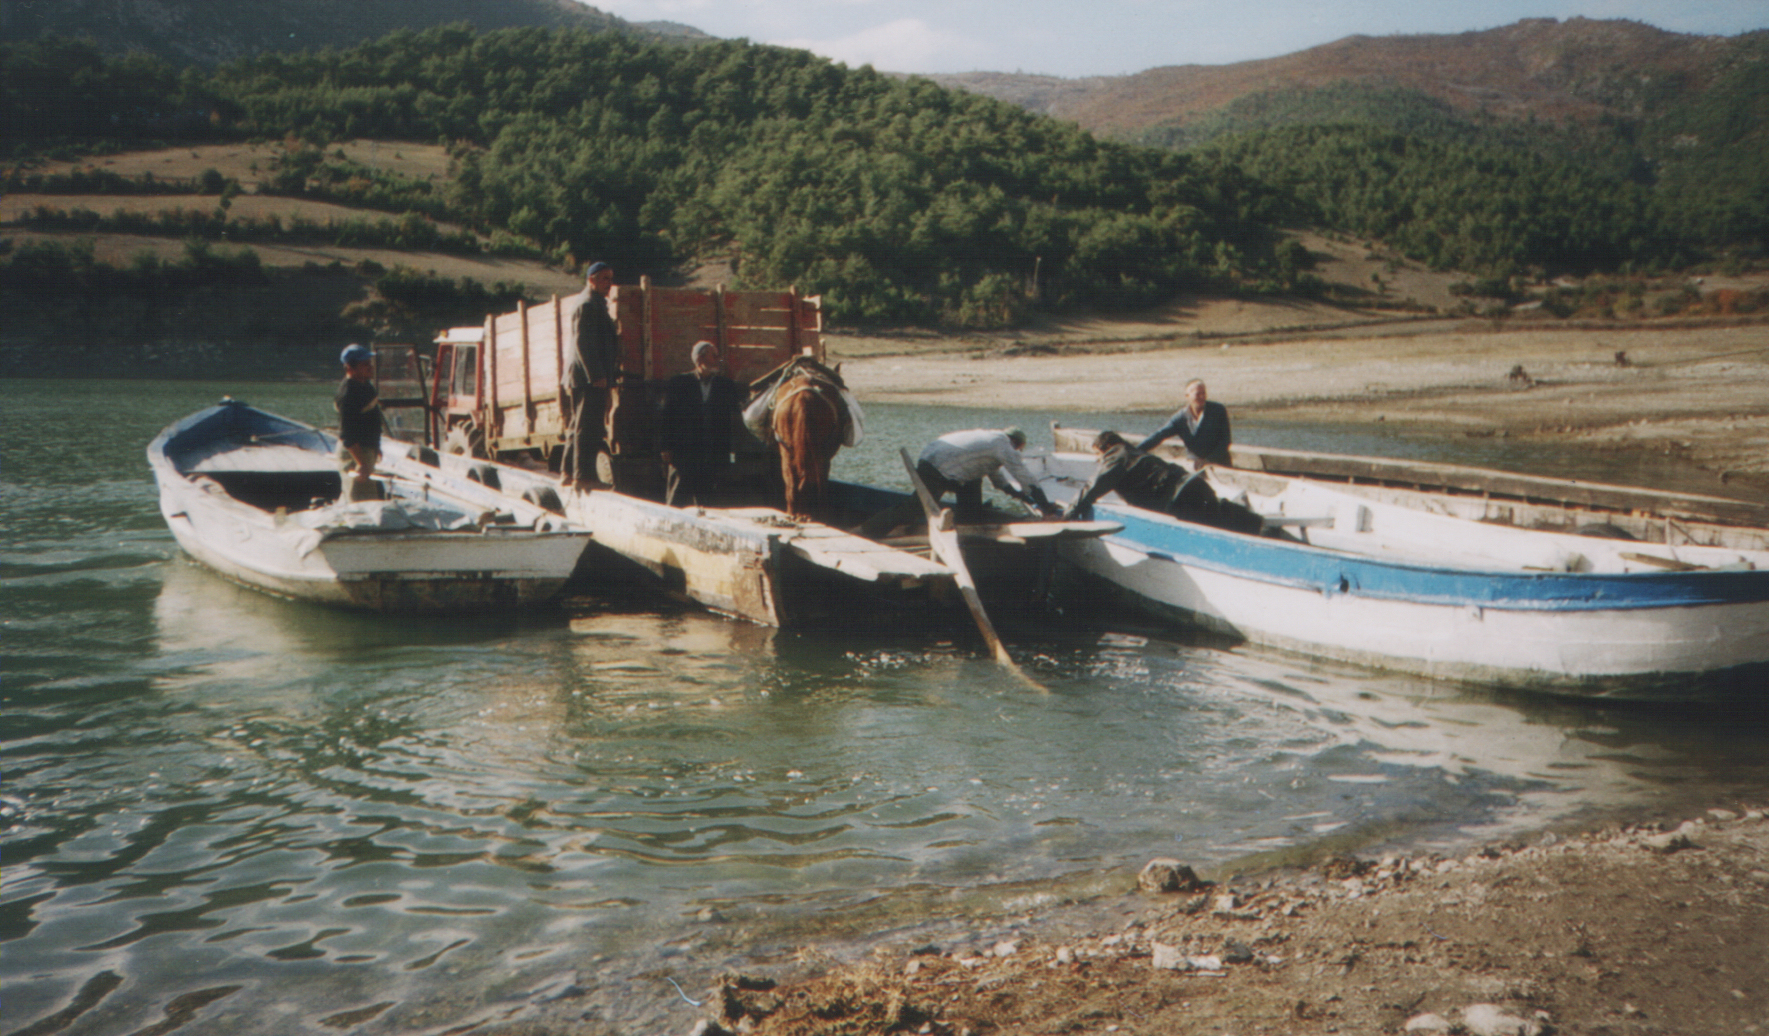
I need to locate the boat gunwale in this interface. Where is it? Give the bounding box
[1087,500,1769,613]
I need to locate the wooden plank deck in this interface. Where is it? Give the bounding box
[719,507,953,583]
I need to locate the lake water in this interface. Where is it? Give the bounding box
[5,379,1767,1035]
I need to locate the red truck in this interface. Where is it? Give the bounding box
[417,280,823,499]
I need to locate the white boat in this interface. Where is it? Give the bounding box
[1034,431,1769,698]
[148,400,593,613]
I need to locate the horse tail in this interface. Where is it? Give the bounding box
[771,373,845,518]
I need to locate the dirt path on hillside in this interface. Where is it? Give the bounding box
[832,320,1769,500]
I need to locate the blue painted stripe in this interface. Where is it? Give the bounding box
[1096,503,1769,612]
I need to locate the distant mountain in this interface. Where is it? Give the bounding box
[0,0,710,66]
[925,18,1767,141]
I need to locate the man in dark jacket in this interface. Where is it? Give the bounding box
[565,261,620,490]
[1137,378,1232,466]
[1065,431,1262,534]
[334,343,383,501]
[660,341,745,507]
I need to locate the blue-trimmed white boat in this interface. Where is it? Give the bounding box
[149,400,592,613]
[1035,431,1769,698]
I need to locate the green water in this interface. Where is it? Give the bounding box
[4,379,1766,1035]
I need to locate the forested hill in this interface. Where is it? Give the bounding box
[2,27,1304,335]
[928,18,1769,269]
[0,0,708,66]
[2,19,1764,362]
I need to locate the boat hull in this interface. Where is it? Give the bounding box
[150,403,591,614]
[161,506,586,612]
[1061,502,1769,698]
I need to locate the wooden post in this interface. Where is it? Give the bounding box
[714,283,728,357]
[552,294,564,401]
[639,275,654,382]
[484,314,499,447]
[518,299,534,434]
[901,448,1032,681]
[787,286,800,356]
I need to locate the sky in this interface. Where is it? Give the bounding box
[583,0,1769,78]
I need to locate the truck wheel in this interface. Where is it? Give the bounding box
[413,447,441,467]
[522,485,565,514]
[466,464,501,491]
[445,422,485,458]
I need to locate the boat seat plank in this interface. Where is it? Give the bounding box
[186,442,337,475]
[1620,551,1707,572]
[707,506,954,581]
[785,538,953,581]
[964,520,1123,541]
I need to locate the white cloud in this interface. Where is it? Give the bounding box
[777,18,984,73]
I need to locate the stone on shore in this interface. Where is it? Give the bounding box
[1462,1002,1544,1036]
[1138,858,1208,894]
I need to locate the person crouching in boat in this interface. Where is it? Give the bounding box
[335,344,383,501]
[1063,430,1261,533]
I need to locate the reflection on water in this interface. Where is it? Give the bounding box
[4,381,1767,1036]
[6,560,1766,1034]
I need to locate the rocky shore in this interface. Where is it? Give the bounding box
[668,807,1769,1036]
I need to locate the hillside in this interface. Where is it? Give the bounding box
[5,19,1767,381]
[0,0,708,66]
[925,18,1764,140]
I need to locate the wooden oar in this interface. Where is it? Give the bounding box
[900,448,1028,677]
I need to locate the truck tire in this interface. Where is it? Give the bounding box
[466,464,501,491]
[522,485,565,514]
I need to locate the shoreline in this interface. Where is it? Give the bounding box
[675,806,1769,1036]
[833,320,1769,502]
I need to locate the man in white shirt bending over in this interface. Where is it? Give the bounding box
[915,426,1059,522]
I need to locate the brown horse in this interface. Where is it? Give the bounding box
[767,357,849,519]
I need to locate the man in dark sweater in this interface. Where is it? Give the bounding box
[1064,431,1262,534]
[565,261,620,490]
[1137,378,1232,466]
[334,343,383,501]
[660,341,745,507]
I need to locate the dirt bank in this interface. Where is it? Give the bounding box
[832,319,1769,501]
[675,807,1769,1036]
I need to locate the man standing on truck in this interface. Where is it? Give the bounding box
[660,340,745,507]
[565,261,620,491]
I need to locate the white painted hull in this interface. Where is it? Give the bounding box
[1033,450,1769,697]
[150,403,591,613]
[161,500,587,612]
[1068,533,1769,695]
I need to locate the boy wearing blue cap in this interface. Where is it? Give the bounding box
[335,344,383,500]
